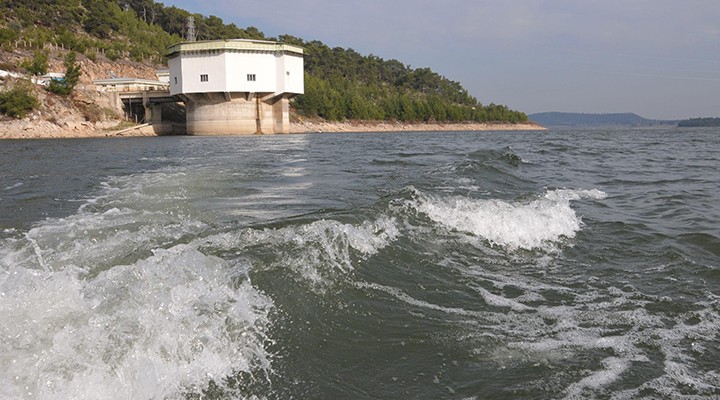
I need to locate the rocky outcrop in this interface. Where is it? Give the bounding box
[76,58,158,83]
[0,48,166,138]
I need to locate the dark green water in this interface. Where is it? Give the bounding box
[1,128,719,399]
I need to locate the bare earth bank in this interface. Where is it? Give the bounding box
[289,120,545,133]
[0,119,545,139]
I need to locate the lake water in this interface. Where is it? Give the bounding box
[1,128,719,399]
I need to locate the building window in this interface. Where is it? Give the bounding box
[174,77,177,84]
[247,74,256,82]
[200,74,208,82]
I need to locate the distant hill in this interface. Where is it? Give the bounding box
[677,117,720,128]
[529,112,675,127]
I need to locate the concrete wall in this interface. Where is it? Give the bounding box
[169,51,303,96]
[224,52,278,93]
[185,93,257,135]
[277,54,304,94]
[169,52,228,95]
[182,93,292,135]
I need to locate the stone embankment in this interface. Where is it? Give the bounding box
[289,120,545,133]
[1,119,544,139]
[0,119,158,139]
[1,118,545,139]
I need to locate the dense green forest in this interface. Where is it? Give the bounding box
[0,0,528,123]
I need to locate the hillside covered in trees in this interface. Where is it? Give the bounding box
[0,0,528,124]
[528,112,675,127]
[677,117,720,128]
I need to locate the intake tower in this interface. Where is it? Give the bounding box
[167,39,304,135]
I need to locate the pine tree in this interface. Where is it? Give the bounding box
[48,52,81,95]
[0,80,40,119]
[21,51,49,76]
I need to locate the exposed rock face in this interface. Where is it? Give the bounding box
[1,49,164,138]
[77,59,158,83]
[2,49,159,81]
[0,82,120,139]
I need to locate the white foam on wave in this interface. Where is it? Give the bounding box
[0,244,274,400]
[355,281,486,318]
[473,286,532,312]
[79,170,193,213]
[544,188,607,202]
[0,206,208,277]
[355,275,659,399]
[202,216,400,289]
[454,265,720,398]
[410,188,607,251]
[563,357,630,399]
[0,169,279,399]
[0,168,212,278]
[0,162,404,398]
[522,298,720,398]
[418,240,719,399]
[3,182,23,191]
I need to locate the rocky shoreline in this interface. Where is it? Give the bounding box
[2,50,544,139]
[0,119,544,139]
[0,119,152,139]
[289,120,545,134]
[2,46,545,139]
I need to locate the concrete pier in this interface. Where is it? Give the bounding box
[181,93,291,135]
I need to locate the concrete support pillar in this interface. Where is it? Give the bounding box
[108,92,123,115]
[185,93,258,135]
[144,103,163,124]
[273,95,291,134]
[258,96,275,134]
[253,94,290,134]
[182,92,293,136]
[144,103,174,135]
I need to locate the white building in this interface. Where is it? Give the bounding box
[167,39,304,135]
[33,72,65,87]
[155,69,170,84]
[93,77,169,92]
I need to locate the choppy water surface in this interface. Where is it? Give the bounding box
[1,128,718,399]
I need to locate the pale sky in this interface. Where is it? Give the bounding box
[163,0,720,120]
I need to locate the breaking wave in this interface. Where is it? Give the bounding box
[0,242,273,400]
[0,168,402,399]
[404,187,606,251]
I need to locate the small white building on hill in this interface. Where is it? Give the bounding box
[93,77,169,92]
[167,39,304,135]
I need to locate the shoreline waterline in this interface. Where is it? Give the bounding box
[0,120,545,139]
[288,120,545,133]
